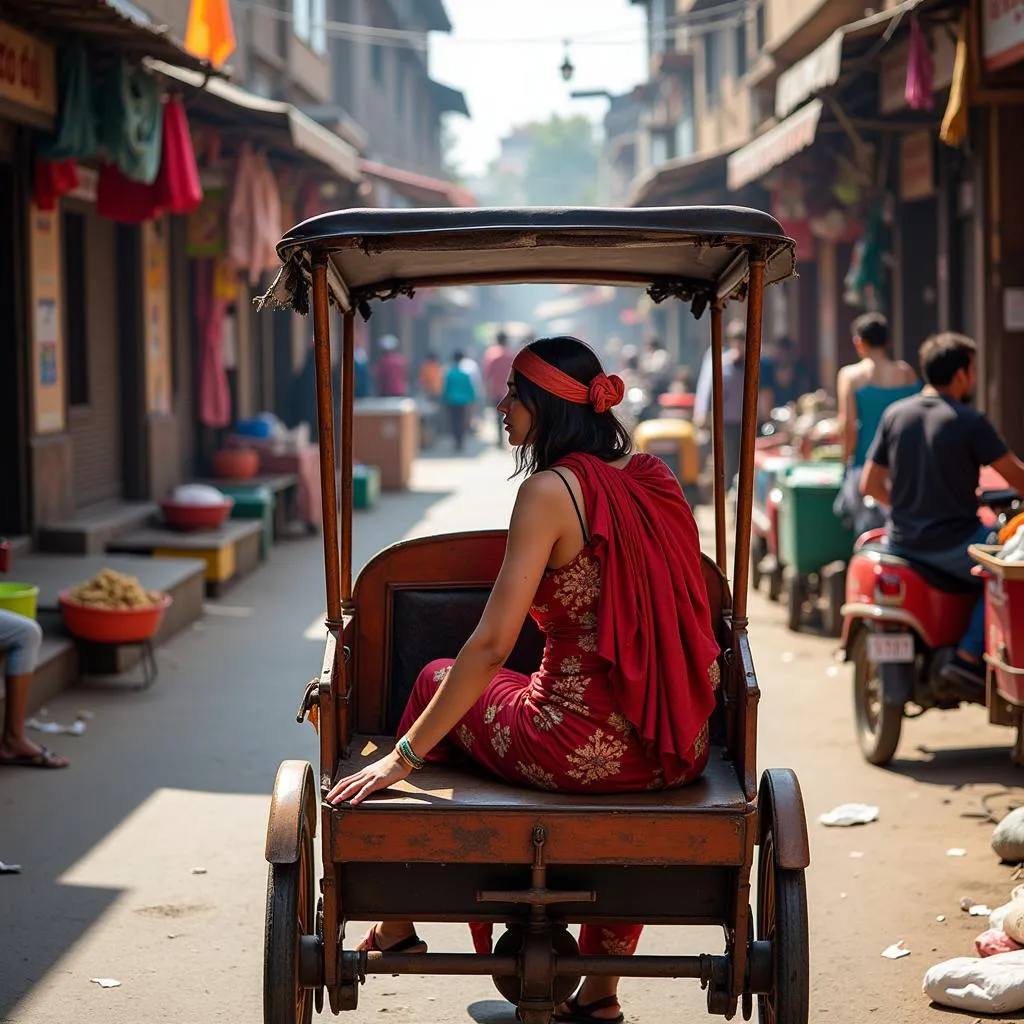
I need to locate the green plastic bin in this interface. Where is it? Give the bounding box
[0,582,39,620]
[354,464,381,510]
[217,485,274,559]
[777,461,854,575]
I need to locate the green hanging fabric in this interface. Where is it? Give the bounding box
[38,44,100,162]
[844,203,886,311]
[97,58,164,184]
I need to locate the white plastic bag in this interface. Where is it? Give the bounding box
[923,950,1024,1013]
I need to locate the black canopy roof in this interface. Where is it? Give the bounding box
[265,206,796,318]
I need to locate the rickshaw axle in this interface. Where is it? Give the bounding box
[340,949,742,982]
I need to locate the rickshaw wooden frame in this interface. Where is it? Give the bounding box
[260,206,809,1024]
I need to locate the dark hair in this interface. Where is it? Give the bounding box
[512,336,632,478]
[851,312,889,349]
[919,332,976,387]
[451,349,464,364]
[496,330,508,347]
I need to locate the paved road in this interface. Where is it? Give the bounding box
[3,435,1023,1024]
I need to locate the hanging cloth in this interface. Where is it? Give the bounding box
[185,0,237,68]
[33,159,80,212]
[228,144,283,286]
[153,96,203,215]
[941,12,971,148]
[95,162,161,223]
[194,257,232,428]
[38,44,99,161]
[98,59,164,184]
[905,17,935,111]
[555,453,720,779]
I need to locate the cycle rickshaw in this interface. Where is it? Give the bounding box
[259,207,810,1024]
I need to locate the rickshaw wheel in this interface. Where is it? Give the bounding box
[757,830,809,1023]
[264,808,316,1024]
[851,631,903,766]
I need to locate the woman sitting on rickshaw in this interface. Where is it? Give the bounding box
[327,336,721,1023]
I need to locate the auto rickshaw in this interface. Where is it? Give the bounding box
[258,207,809,1024]
[633,393,702,505]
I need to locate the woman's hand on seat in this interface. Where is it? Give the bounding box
[326,751,411,806]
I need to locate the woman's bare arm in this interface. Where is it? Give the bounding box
[326,472,569,805]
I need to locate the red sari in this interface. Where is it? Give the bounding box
[399,452,720,955]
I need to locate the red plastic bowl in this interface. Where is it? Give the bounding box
[161,498,233,530]
[59,592,173,644]
[212,448,259,480]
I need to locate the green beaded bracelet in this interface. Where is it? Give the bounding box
[396,736,426,770]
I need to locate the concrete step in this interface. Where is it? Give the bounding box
[38,502,159,556]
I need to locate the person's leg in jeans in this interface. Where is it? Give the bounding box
[724,423,742,493]
[450,404,466,451]
[0,610,68,768]
[889,523,994,685]
[495,406,505,448]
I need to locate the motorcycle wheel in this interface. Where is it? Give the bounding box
[851,631,904,766]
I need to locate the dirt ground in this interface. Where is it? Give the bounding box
[3,443,1024,1023]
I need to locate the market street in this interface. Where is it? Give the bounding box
[3,440,1023,1024]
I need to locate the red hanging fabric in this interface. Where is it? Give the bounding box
[906,16,935,111]
[96,162,161,223]
[194,257,231,429]
[33,159,80,211]
[555,452,720,779]
[153,95,203,215]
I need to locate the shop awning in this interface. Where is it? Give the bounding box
[359,159,476,208]
[774,0,955,119]
[628,145,731,207]
[429,79,470,117]
[727,99,823,192]
[3,0,214,73]
[149,61,361,183]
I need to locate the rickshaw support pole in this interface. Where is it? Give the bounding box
[311,253,343,626]
[731,253,767,629]
[710,303,728,576]
[341,312,355,605]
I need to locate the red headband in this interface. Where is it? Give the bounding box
[512,349,625,414]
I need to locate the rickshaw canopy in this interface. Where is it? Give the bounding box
[264,206,795,318]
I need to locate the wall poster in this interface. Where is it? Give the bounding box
[143,216,172,416]
[29,204,64,434]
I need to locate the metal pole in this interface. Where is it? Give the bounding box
[312,253,342,626]
[341,312,355,606]
[710,303,727,576]
[731,254,767,629]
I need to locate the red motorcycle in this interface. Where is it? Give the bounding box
[841,472,1020,765]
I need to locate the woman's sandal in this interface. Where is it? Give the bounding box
[0,746,68,769]
[360,925,428,955]
[553,994,625,1024]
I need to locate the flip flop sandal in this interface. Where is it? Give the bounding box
[364,925,428,955]
[0,746,68,769]
[553,994,624,1024]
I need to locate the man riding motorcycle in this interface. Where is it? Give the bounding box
[860,332,1024,693]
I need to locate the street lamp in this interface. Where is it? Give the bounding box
[560,39,575,81]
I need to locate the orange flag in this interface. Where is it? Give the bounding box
[185,0,237,68]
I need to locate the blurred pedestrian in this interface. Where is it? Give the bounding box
[764,335,811,407]
[640,336,673,396]
[0,609,68,769]
[443,350,478,452]
[374,335,408,397]
[482,330,516,447]
[418,350,443,399]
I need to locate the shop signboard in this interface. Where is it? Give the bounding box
[0,20,56,125]
[143,217,172,416]
[29,205,64,435]
[983,0,1024,73]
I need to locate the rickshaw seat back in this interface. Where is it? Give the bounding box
[351,530,733,743]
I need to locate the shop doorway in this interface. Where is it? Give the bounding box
[64,202,124,508]
[0,161,29,534]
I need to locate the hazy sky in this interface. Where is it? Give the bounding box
[430,0,648,179]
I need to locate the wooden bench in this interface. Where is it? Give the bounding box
[107,520,263,597]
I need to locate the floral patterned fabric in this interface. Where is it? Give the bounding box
[398,517,718,957]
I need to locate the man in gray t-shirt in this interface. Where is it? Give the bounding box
[862,333,1024,690]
